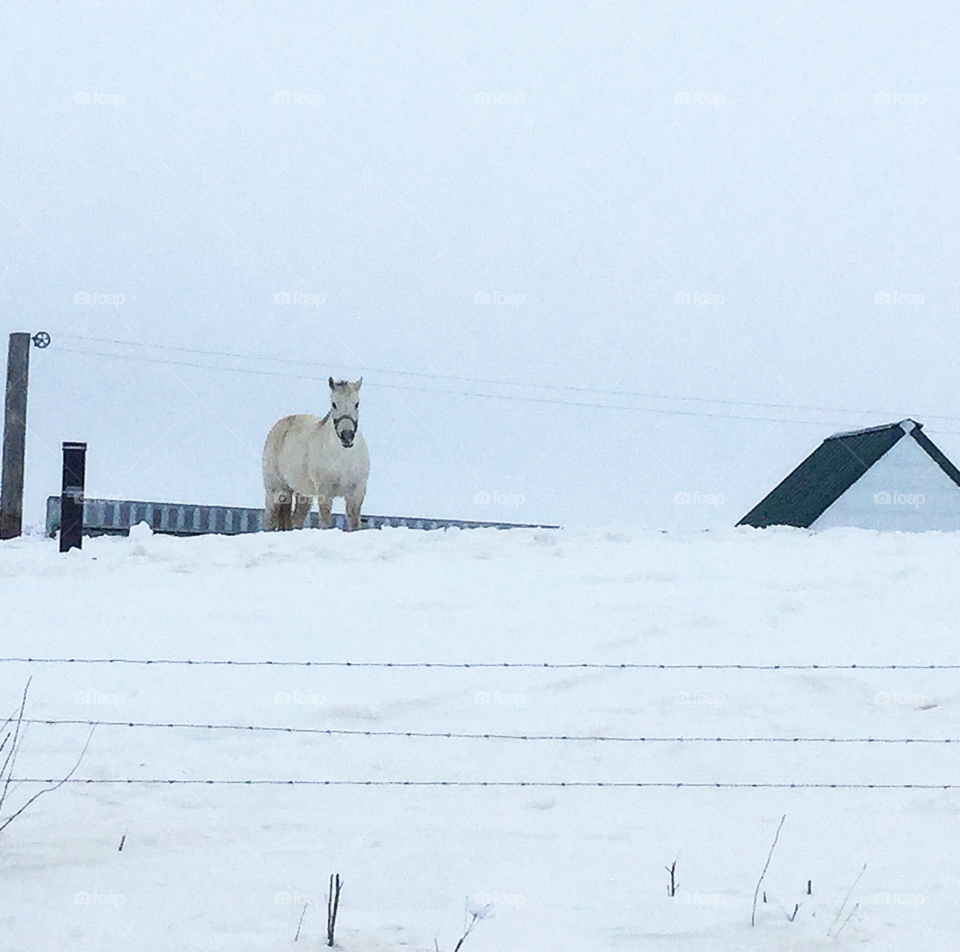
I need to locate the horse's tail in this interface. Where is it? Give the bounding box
[262,417,290,481]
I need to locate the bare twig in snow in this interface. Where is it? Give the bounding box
[751,814,786,927]
[778,900,800,922]
[326,873,342,946]
[665,858,679,897]
[294,902,308,942]
[0,679,32,817]
[833,902,859,938]
[452,913,481,952]
[448,898,492,952]
[0,679,95,836]
[0,726,95,835]
[828,863,866,938]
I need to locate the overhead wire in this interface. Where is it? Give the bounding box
[49,337,960,431]
[58,332,960,422]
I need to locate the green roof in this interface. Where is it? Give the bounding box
[737,420,960,529]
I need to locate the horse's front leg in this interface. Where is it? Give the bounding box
[318,497,333,529]
[345,488,365,532]
[291,494,312,529]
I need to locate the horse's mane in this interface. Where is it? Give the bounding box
[330,379,351,388]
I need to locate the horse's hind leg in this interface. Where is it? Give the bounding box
[264,490,281,531]
[265,489,293,531]
[277,495,292,530]
[292,494,312,529]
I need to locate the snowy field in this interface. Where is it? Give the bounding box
[3,524,960,950]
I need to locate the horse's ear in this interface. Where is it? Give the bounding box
[328,376,335,390]
[355,377,363,389]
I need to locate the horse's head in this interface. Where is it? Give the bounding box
[328,376,362,448]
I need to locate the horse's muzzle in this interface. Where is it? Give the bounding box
[339,433,355,448]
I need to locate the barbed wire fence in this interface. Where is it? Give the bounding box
[4,655,958,790]
[2,657,960,669]
[12,779,960,789]
[21,718,960,744]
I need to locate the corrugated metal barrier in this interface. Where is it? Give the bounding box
[45,497,557,537]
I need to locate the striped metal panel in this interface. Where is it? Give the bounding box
[45,497,556,538]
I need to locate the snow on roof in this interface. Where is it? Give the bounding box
[826,418,920,440]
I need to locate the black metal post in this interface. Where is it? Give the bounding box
[1,332,31,539]
[59,442,86,552]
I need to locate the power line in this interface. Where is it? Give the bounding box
[25,718,959,745]
[57,333,896,415]
[48,345,844,426]
[2,657,958,669]
[51,337,960,432]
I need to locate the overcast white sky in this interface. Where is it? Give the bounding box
[2,1,959,530]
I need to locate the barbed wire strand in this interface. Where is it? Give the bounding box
[11,778,960,789]
[3,658,958,669]
[23,718,959,744]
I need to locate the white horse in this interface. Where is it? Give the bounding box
[262,377,370,531]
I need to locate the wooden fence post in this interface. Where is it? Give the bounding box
[0,332,31,540]
[59,442,87,553]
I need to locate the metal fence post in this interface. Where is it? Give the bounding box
[59,442,86,552]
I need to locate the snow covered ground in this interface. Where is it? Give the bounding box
[2,523,960,950]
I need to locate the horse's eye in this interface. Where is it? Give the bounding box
[333,402,338,409]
